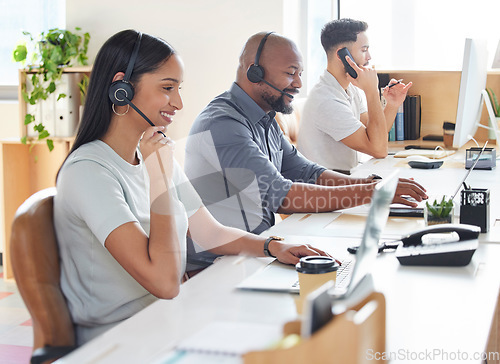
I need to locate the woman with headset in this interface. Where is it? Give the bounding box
[54,29,330,345]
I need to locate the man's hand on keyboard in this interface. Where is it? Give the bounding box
[393,178,428,207]
[269,241,333,265]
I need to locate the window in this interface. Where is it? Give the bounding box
[285,0,500,97]
[0,0,65,99]
[283,0,337,94]
[341,0,500,71]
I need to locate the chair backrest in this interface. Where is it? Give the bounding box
[10,187,75,352]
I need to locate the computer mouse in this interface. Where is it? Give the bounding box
[406,156,444,169]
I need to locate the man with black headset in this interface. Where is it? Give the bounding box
[184,32,426,269]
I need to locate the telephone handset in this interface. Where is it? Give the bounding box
[396,224,480,266]
[401,224,480,247]
[337,47,358,79]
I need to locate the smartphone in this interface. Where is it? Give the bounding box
[337,47,358,79]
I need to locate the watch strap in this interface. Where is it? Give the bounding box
[264,236,284,257]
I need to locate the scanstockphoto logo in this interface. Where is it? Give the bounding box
[366,348,500,362]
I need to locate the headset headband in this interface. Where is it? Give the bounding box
[124,32,142,82]
[254,32,274,66]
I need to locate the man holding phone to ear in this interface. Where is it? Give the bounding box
[298,18,412,174]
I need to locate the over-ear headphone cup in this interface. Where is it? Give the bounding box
[247,64,265,83]
[108,81,134,106]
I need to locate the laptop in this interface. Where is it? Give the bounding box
[236,172,398,297]
[389,141,488,218]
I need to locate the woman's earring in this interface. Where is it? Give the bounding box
[112,104,130,116]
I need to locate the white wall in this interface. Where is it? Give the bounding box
[0,102,20,138]
[66,0,285,146]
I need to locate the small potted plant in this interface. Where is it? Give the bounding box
[424,196,454,226]
[12,27,90,151]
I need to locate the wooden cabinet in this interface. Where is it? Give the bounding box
[1,139,71,279]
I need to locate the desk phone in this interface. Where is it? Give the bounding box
[395,224,480,266]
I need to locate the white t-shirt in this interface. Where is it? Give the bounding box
[54,140,201,345]
[298,70,368,172]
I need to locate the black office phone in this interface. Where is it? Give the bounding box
[400,224,480,246]
[396,224,480,266]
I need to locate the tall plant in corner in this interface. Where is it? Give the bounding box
[12,27,90,151]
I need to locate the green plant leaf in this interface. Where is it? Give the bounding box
[427,197,453,218]
[47,82,56,93]
[33,123,44,132]
[24,114,35,125]
[13,44,27,62]
[50,46,63,65]
[20,136,27,145]
[57,93,66,101]
[426,201,439,217]
[46,139,54,151]
[22,90,30,103]
[38,130,50,140]
[442,206,453,217]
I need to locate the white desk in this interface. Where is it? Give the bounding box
[57,236,500,364]
[56,150,500,364]
[268,151,500,242]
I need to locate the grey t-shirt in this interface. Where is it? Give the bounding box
[54,140,201,344]
[298,70,367,172]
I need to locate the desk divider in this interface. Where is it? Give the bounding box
[243,291,387,364]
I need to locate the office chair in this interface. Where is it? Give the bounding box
[10,188,76,364]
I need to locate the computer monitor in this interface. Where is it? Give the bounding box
[492,39,500,69]
[452,38,488,148]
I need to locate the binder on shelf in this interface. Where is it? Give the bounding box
[403,97,411,140]
[54,73,82,137]
[396,95,422,141]
[395,103,404,141]
[409,95,421,140]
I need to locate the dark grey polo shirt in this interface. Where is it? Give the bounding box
[185,82,326,236]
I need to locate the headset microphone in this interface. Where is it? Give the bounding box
[259,78,294,99]
[108,32,166,137]
[116,91,167,137]
[246,32,294,99]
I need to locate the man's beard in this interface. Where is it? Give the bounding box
[262,90,294,114]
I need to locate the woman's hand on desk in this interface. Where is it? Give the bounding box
[269,241,332,265]
[393,178,428,207]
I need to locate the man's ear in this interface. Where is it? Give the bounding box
[112,72,126,83]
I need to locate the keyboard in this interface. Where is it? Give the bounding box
[291,258,353,290]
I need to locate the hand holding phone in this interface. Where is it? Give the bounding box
[337,47,358,79]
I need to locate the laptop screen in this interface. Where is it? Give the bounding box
[236,171,398,295]
[345,172,398,295]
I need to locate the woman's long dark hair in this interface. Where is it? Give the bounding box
[57,29,175,179]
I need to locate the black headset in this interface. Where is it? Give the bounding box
[246,32,294,99]
[246,32,273,83]
[108,32,142,106]
[107,32,166,136]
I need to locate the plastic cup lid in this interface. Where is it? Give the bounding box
[295,256,339,274]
